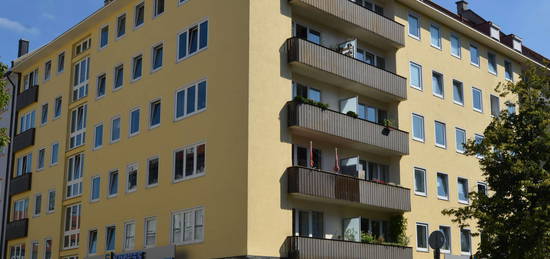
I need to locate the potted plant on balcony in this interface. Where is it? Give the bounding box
[382,119,394,136]
[346,111,358,118]
[293,96,329,110]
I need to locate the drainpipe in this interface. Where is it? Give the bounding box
[1,70,21,258]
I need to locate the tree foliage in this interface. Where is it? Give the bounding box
[0,62,10,148]
[442,65,550,258]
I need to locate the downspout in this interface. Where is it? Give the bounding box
[1,70,20,258]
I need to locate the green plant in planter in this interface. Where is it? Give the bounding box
[383,119,395,128]
[388,215,409,246]
[361,232,375,243]
[292,96,329,110]
[346,111,358,118]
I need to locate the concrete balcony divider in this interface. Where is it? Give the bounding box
[286,38,407,101]
[5,219,29,241]
[9,173,32,196]
[287,166,411,212]
[16,85,39,111]
[288,0,405,47]
[282,236,413,259]
[13,128,36,153]
[287,101,409,155]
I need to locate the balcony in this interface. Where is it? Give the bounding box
[287,166,410,212]
[5,219,29,241]
[13,128,35,153]
[287,101,409,155]
[283,236,412,259]
[288,0,405,48]
[9,173,32,196]
[16,85,39,111]
[286,38,407,101]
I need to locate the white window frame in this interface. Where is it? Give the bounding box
[113,64,124,90]
[176,18,209,62]
[96,73,107,99]
[88,228,98,255]
[44,60,52,81]
[110,116,121,144]
[436,172,449,200]
[178,0,189,6]
[31,240,39,259]
[149,99,162,129]
[116,13,127,40]
[409,61,423,90]
[416,222,429,252]
[129,108,141,137]
[504,60,513,81]
[434,120,447,149]
[72,57,90,102]
[131,54,143,81]
[93,123,104,150]
[472,87,483,113]
[460,228,472,255]
[69,104,87,149]
[439,225,452,253]
[108,170,119,198]
[174,79,208,121]
[153,0,165,18]
[411,113,425,142]
[455,127,466,153]
[16,152,32,176]
[151,42,164,72]
[450,33,462,58]
[170,206,204,245]
[123,221,136,251]
[477,181,488,196]
[33,193,42,217]
[40,103,48,126]
[58,52,65,73]
[63,203,81,249]
[134,2,145,29]
[470,44,480,67]
[457,177,469,204]
[452,80,464,106]
[126,163,138,193]
[413,167,427,197]
[408,13,421,40]
[99,25,109,49]
[173,141,206,183]
[144,216,157,248]
[47,189,55,213]
[19,110,36,133]
[53,96,62,119]
[105,225,116,251]
[10,243,26,259]
[44,238,52,259]
[74,38,91,56]
[432,71,444,98]
[147,156,160,188]
[90,175,100,202]
[488,52,497,75]
[66,153,84,199]
[429,24,441,49]
[37,147,46,170]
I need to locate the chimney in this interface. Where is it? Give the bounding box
[456,1,469,16]
[17,39,29,57]
[104,0,114,6]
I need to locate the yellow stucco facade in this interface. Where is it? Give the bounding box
[4,0,542,259]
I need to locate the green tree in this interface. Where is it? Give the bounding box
[0,62,10,148]
[442,65,550,258]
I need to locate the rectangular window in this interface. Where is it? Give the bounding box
[100,26,109,48]
[117,14,126,38]
[114,64,124,89]
[437,172,449,200]
[174,143,206,181]
[455,128,466,153]
[124,222,135,250]
[31,241,38,259]
[147,157,159,186]
[94,124,103,149]
[477,182,488,196]
[150,100,161,128]
[457,177,469,204]
[97,74,106,98]
[292,82,321,102]
[130,108,140,135]
[69,105,87,149]
[51,142,59,165]
[414,167,426,196]
[472,87,483,112]
[91,176,100,201]
[475,134,484,158]
[58,52,65,73]
[175,80,207,120]
[490,94,500,117]
[412,113,425,142]
[111,117,121,143]
[74,38,91,56]
[72,57,89,101]
[408,14,420,39]
[66,153,84,198]
[135,2,144,28]
[488,52,497,74]
[432,71,444,98]
[41,103,48,125]
[109,170,119,196]
[88,230,97,254]
[416,223,428,251]
[12,198,29,221]
[126,164,138,192]
[177,20,208,60]
[132,55,143,80]
[440,226,451,253]
[451,34,461,57]
[504,60,513,81]
[145,217,157,248]
[63,204,81,249]
[106,226,116,251]
[470,44,480,66]
[44,239,52,259]
[409,62,422,90]
[460,229,472,254]
[430,25,441,49]
[16,153,32,176]
[37,148,46,170]
[152,44,163,71]
[54,97,62,118]
[45,60,52,81]
[154,0,165,17]
[434,121,447,148]
[10,244,26,259]
[295,210,324,238]
[294,23,321,44]
[171,207,204,244]
[47,190,55,212]
[34,193,42,216]
[19,110,36,133]
[453,80,464,105]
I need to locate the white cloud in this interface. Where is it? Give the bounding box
[41,13,55,20]
[0,17,39,35]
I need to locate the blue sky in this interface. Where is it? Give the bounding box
[0,0,549,65]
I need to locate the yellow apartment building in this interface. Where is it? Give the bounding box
[1,0,547,258]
